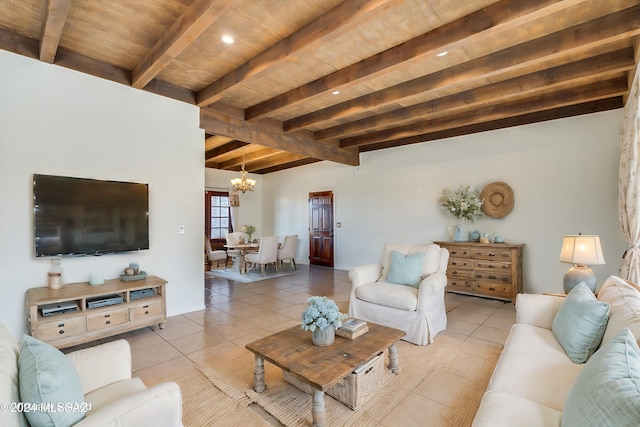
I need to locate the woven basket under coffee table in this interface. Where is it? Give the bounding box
[245,322,405,427]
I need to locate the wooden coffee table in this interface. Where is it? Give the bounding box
[245,322,405,427]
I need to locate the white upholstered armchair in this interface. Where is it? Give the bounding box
[245,236,279,276]
[348,243,449,345]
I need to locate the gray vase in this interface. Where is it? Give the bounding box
[311,326,335,346]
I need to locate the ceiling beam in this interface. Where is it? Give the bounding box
[195,0,399,107]
[132,0,235,89]
[285,5,640,131]
[220,147,284,169]
[253,158,321,174]
[245,0,587,121]
[315,48,635,141]
[205,140,249,160]
[341,78,628,148]
[244,152,310,172]
[360,98,623,152]
[39,0,72,63]
[200,107,359,166]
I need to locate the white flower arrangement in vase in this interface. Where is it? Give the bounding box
[302,296,346,346]
[438,185,484,222]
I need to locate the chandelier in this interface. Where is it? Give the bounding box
[230,157,256,193]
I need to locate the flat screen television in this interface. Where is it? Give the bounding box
[33,174,149,257]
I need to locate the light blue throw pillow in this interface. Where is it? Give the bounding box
[552,282,610,363]
[562,328,640,426]
[18,335,86,427]
[386,250,424,287]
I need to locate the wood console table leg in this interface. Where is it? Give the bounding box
[253,355,266,393]
[388,343,400,374]
[312,389,326,427]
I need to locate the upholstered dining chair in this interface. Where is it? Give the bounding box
[205,235,227,270]
[225,232,246,270]
[245,236,279,276]
[277,234,298,269]
[348,243,449,346]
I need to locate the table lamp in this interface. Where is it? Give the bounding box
[559,234,606,293]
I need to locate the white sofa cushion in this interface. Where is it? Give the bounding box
[488,323,584,411]
[562,328,640,426]
[598,275,640,345]
[355,280,418,311]
[472,390,562,427]
[0,325,26,427]
[85,377,146,413]
[381,243,441,279]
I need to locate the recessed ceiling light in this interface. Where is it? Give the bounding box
[332,90,340,95]
[436,51,448,57]
[222,35,234,44]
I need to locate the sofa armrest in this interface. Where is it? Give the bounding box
[417,272,447,299]
[516,293,565,329]
[66,340,132,395]
[348,264,382,289]
[74,382,182,427]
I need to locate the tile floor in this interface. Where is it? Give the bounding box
[118,265,515,426]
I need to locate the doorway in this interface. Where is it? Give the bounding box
[308,190,334,267]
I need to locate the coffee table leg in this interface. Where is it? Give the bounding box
[312,389,326,427]
[253,355,266,393]
[388,343,400,374]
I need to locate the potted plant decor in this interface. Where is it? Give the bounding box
[240,224,256,243]
[301,296,346,346]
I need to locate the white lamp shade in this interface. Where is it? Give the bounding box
[559,235,606,266]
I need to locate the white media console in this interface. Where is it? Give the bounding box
[26,276,167,349]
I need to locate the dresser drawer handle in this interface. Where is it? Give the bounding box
[58,323,65,327]
[58,330,65,335]
[104,314,111,318]
[144,310,150,315]
[489,287,496,291]
[488,253,495,257]
[489,275,497,280]
[105,320,111,325]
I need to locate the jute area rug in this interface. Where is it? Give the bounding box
[194,334,501,427]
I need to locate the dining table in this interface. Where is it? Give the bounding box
[224,243,259,274]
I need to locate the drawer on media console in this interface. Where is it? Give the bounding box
[129,300,162,321]
[87,307,129,331]
[37,316,85,341]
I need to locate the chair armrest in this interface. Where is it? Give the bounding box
[516,293,565,329]
[74,382,182,427]
[348,264,382,288]
[65,340,132,395]
[417,272,447,300]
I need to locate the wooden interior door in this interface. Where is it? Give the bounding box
[309,191,334,267]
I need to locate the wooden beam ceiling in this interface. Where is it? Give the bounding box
[1,0,637,174]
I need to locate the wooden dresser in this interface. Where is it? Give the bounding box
[434,241,524,302]
[25,276,167,349]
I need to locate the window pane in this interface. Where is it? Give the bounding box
[211,229,222,238]
[220,218,229,228]
[211,218,220,227]
[220,197,229,207]
[211,196,220,207]
[211,207,220,217]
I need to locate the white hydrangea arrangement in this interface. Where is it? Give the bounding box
[438,185,484,222]
[301,296,346,331]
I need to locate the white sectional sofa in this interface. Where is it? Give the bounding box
[473,275,640,426]
[0,323,183,427]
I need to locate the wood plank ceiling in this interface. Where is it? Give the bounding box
[1,0,639,174]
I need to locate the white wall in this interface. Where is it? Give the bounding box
[206,109,627,295]
[0,51,205,339]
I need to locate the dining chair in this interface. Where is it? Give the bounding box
[205,235,227,270]
[245,236,279,276]
[277,234,298,269]
[225,232,245,270]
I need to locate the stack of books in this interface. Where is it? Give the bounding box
[336,318,369,339]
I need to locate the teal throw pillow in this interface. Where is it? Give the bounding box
[562,328,640,426]
[552,282,610,363]
[386,250,424,288]
[18,335,86,427]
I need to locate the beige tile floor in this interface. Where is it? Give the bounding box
[120,265,515,426]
